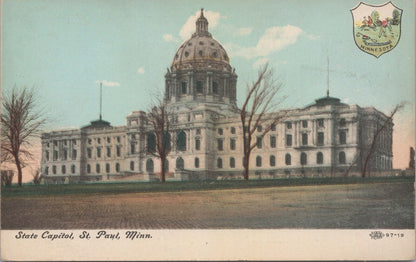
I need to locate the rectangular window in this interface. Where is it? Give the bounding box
[107,147,111,157]
[181,82,187,94]
[87,148,92,158]
[286,122,292,129]
[302,133,308,145]
[257,125,262,132]
[72,149,77,160]
[72,139,76,145]
[230,138,236,150]
[231,127,236,134]
[107,137,111,143]
[302,120,308,128]
[130,143,135,154]
[270,136,276,148]
[339,131,347,144]
[317,132,324,145]
[271,124,276,131]
[318,119,324,127]
[257,137,262,149]
[97,148,101,158]
[45,151,49,161]
[62,150,67,160]
[117,136,121,143]
[53,150,58,161]
[339,118,346,127]
[217,139,223,151]
[195,139,201,151]
[286,134,292,147]
[116,146,121,157]
[196,81,203,93]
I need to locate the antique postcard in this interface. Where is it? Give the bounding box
[1,0,414,260]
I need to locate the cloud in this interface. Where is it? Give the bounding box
[163,34,177,42]
[252,57,269,69]
[137,67,145,74]
[306,34,320,40]
[95,80,120,87]
[236,27,253,36]
[179,10,221,39]
[226,25,303,59]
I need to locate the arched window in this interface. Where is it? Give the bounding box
[194,157,199,168]
[106,163,110,173]
[217,158,223,168]
[146,159,154,173]
[285,154,291,165]
[270,155,276,167]
[86,164,91,174]
[317,152,323,164]
[176,130,186,151]
[339,151,346,164]
[256,156,262,167]
[301,152,307,165]
[230,157,235,168]
[130,161,134,171]
[61,165,66,174]
[96,164,100,173]
[176,157,184,169]
[71,164,76,174]
[115,163,120,172]
[147,133,156,153]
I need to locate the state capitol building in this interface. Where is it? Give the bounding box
[41,11,393,183]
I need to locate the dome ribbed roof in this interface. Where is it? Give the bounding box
[171,9,232,72]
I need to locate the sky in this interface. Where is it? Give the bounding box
[2,0,415,181]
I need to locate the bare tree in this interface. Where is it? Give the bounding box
[361,102,405,177]
[32,168,42,185]
[1,88,46,186]
[146,99,172,182]
[240,64,284,180]
[1,170,14,186]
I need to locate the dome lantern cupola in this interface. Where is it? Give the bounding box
[194,8,211,37]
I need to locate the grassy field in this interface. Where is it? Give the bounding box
[2,176,414,229]
[1,175,413,197]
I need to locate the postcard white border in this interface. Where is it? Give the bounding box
[1,229,414,261]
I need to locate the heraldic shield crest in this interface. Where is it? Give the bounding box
[351,1,402,58]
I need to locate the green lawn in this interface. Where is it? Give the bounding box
[2,176,413,197]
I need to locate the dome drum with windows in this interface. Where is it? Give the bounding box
[165,9,237,107]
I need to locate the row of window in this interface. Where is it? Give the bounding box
[181,81,221,95]
[87,136,122,145]
[47,139,77,148]
[46,149,77,161]
[143,151,347,172]
[217,124,277,136]
[285,118,346,129]
[285,131,347,147]
[87,146,122,159]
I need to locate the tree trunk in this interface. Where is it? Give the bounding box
[243,154,250,180]
[160,157,165,183]
[14,156,22,186]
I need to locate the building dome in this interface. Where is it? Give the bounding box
[171,9,232,72]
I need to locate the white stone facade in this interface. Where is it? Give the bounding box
[40,11,393,183]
